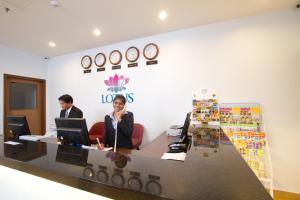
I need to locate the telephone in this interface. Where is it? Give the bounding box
[168,142,187,153]
[120,106,127,115]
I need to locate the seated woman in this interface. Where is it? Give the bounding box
[103,95,134,149]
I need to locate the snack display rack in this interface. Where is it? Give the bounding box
[220,103,261,129]
[191,93,220,126]
[189,94,273,196]
[219,103,273,197]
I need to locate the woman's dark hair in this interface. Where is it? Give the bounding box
[113,94,126,105]
[58,94,73,104]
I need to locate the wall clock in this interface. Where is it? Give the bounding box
[81,55,92,69]
[143,43,159,60]
[109,50,122,65]
[125,46,140,63]
[94,53,106,67]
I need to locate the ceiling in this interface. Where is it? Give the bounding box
[0,0,298,57]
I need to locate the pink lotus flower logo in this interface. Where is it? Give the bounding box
[104,74,130,93]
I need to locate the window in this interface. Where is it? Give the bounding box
[9,82,37,110]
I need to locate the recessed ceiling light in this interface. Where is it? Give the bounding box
[48,42,56,47]
[158,10,168,21]
[49,0,59,7]
[93,29,101,36]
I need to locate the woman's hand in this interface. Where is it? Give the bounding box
[115,109,125,122]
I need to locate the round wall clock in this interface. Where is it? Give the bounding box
[94,53,106,67]
[125,46,140,63]
[143,43,159,60]
[109,50,122,65]
[81,55,92,69]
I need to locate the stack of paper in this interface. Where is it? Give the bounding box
[19,135,50,141]
[103,147,113,151]
[161,152,186,161]
[81,145,113,152]
[4,141,22,145]
[81,145,98,150]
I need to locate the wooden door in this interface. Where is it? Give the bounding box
[4,74,46,136]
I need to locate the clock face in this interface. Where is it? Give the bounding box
[94,53,106,67]
[109,50,122,65]
[81,55,92,69]
[125,46,139,63]
[143,43,159,60]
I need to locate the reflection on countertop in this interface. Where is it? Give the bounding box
[0,128,272,200]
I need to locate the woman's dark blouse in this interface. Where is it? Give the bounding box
[104,111,134,148]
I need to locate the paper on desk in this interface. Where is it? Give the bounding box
[19,135,50,141]
[102,147,113,151]
[161,152,186,161]
[81,145,113,152]
[81,145,98,150]
[4,141,22,145]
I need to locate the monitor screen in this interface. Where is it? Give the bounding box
[7,115,31,138]
[55,118,90,146]
[180,112,191,142]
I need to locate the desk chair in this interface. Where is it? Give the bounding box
[89,122,105,144]
[132,123,144,150]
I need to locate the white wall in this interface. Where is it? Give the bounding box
[0,45,48,134]
[47,10,300,193]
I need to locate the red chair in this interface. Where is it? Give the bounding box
[89,122,144,149]
[132,123,144,150]
[89,122,105,144]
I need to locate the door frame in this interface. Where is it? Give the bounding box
[3,74,46,135]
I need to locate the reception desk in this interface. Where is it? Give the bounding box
[0,129,272,200]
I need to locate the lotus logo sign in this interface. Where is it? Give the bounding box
[101,74,134,104]
[104,74,130,93]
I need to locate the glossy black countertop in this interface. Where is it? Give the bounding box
[0,129,272,200]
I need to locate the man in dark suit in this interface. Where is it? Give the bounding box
[58,94,83,118]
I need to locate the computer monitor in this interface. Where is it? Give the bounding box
[179,112,191,143]
[55,118,90,146]
[168,112,191,153]
[6,115,31,138]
